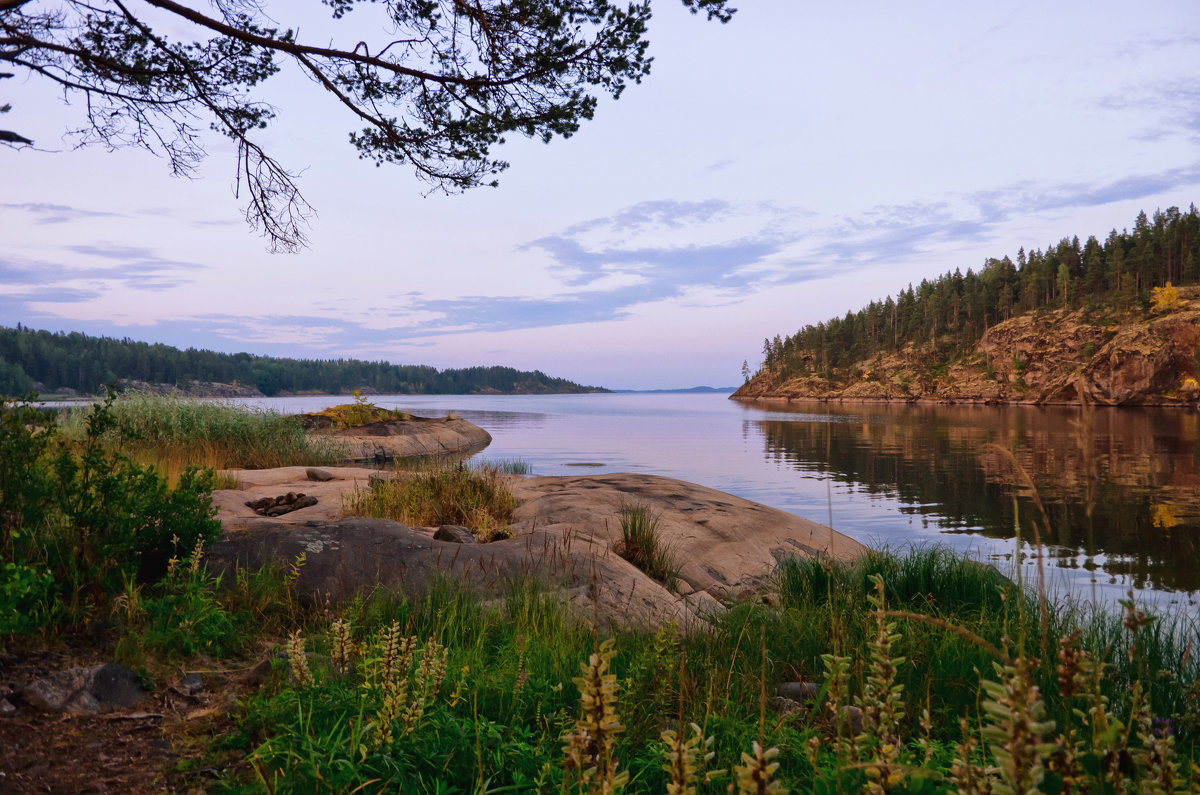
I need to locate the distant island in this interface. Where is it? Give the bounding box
[612,386,737,394]
[0,326,608,397]
[735,206,1200,407]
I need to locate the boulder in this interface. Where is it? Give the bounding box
[207,516,712,630]
[767,696,809,720]
[777,681,822,702]
[305,468,336,482]
[307,416,492,462]
[434,524,477,544]
[20,663,145,715]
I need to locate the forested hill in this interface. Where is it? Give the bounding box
[736,205,1200,405]
[0,327,606,397]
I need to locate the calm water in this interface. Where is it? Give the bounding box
[231,392,1199,610]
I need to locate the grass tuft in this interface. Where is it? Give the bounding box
[617,502,681,591]
[343,460,517,539]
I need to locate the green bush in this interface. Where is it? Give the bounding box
[0,395,58,560]
[1,392,221,631]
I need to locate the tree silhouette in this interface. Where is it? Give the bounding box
[1,0,732,250]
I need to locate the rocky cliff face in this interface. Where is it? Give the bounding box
[736,293,1200,406]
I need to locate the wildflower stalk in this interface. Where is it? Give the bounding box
[329,616,353,676]
[980,657,1056,795]
[732,741,786,795]
[660,722,715,795]
[286,629,312,687]
[857,574,907,794]
[564,637,627,794]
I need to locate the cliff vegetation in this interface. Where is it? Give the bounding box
[738,206,1200,405]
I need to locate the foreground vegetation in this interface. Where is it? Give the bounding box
[2,393,1198,792]
[145,548,1200,792]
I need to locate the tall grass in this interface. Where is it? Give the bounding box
[57,391,347,476]
[190,547,1199,793]
[343,460,517,539]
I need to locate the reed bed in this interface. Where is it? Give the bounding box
[57,391,346,476]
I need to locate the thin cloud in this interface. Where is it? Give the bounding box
[0,202,125,224]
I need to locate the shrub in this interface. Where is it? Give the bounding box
[2,392,222,628]
[303,390,410,429]
[0,561,57,640]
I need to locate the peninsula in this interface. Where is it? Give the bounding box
[736,206,1200,406]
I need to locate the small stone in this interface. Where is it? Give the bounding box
[0,697,16,717]
[777,681,821,703]
[179,673,204,696]
[293,495,319,511]
[305,468,335,482]
[434,524,477,544]
[244,658,273,687]
[62,689,102,715]
[838,705,864,737]
[767,696,808,719]
[368,472,396,488]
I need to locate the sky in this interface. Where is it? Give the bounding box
[3,1,1200,390]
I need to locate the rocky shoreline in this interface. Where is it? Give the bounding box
[209,467,866,627]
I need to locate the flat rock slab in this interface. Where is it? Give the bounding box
[213,466,379,530]
[310,416,492,462]
[505,473,867,598]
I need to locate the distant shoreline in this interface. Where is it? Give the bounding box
[729,394,1199,409]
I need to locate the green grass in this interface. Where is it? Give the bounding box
[57,391,347,475]
[196,548,1199,793]
[343,460,518,540]
[484,457,532,475]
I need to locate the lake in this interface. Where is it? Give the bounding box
[232,392,1198,611]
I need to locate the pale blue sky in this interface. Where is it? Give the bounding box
[3,1,1199,389]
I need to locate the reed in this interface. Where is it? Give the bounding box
[57,391,345,476]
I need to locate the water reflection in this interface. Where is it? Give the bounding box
[748,402,1200,593]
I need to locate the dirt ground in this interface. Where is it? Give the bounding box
[0,647,261,793]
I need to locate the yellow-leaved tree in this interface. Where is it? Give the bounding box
[1151,282,1181,311]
